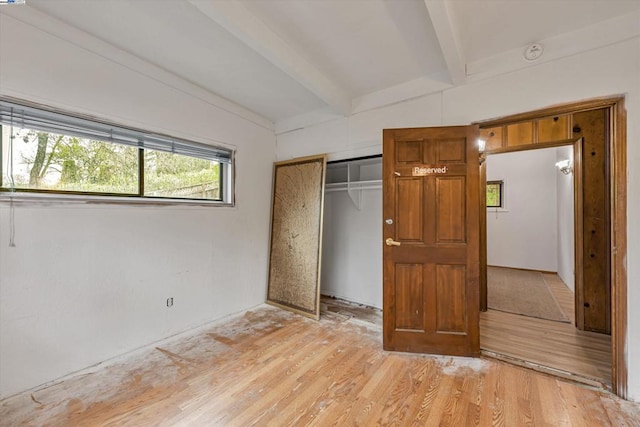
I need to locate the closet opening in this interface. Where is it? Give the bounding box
[321,155,383,313]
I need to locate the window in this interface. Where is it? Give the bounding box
[486,180,503,208]
[143,150,221,200]
[0,99,233,203]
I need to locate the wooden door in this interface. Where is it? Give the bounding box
[382,126,480,356]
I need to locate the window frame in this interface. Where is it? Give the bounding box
[486,180,504,209]
[0,98,234,205]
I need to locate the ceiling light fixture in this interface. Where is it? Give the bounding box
[524,43,544,61]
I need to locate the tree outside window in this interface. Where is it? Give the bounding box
[2,126,221,200]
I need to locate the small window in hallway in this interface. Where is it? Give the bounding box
[486,180,503,208]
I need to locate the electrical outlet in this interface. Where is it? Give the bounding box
[166,297,174,307]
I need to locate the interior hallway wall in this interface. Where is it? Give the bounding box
[556,146,575,291]
[486,148,558,272]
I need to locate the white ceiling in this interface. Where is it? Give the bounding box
[242,0,447,96]
[448,0,640,62]
[14,0,640,127]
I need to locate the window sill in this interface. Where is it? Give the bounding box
[0,191,234,208]
[487,207,509,213]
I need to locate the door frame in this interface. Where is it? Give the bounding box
[476,96,627,398]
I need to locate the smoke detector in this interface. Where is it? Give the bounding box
[524,43,544,61]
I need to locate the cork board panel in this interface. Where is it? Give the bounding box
[267,155,327,320]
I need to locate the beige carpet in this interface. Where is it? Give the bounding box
[488,266,570,323]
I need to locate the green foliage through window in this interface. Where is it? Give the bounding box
[486,181,503,208]
[144,150,220,200]
[1,126,222,201]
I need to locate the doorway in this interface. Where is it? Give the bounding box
[477,97,627,397]
[480,144,612,387]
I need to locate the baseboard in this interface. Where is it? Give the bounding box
[487,265,557,275]
[320,292,381,310]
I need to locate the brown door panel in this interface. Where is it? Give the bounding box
[383,125,480,357]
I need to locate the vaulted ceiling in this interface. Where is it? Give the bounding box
[11,0,640,131]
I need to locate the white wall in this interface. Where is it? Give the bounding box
[556,146,575,291]
[0,13,275,398]
[321,190,382,308]
[321,162,382,308]
[277,37,640,401]
[486,149,558,272]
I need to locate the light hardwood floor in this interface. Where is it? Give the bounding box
[1,298,637,426]
[480,272,612,387]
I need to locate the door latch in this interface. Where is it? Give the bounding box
[385,238,401,246]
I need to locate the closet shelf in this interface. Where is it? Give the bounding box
[324,179,382,193]
[325,156,382,209]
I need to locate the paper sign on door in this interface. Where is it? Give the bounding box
[412,166,448,176]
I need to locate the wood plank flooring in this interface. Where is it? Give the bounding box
[1,299,637,426]
[481,272,612,387]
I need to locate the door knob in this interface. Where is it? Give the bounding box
[385,238,401,246]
